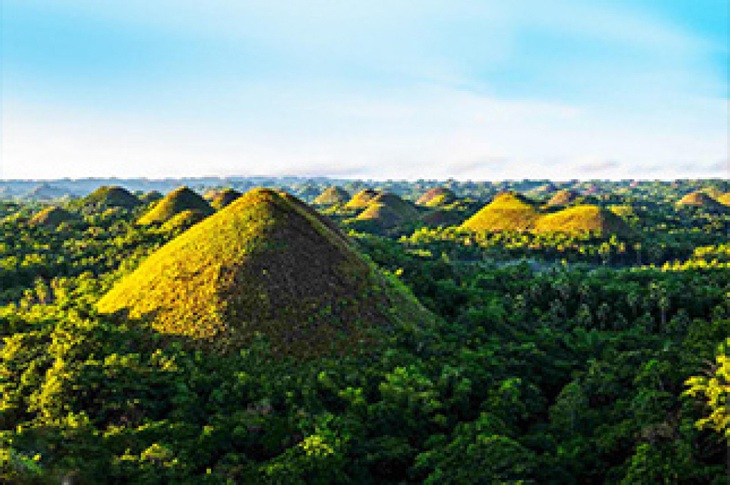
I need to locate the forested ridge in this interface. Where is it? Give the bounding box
[0,178,728,483]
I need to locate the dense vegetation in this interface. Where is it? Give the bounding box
[0,178,728,483]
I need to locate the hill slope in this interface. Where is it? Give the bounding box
[209,188,243,210]
[461,192,539,232]
[677,191,727,212]
[417,187,456,207]
[137,187,214,225]
[29,206,77,228]
[345,189,379,209]
[99,188,434,357]
[83,186,141,210]
[313,186,351,206]
[534,204,633,238]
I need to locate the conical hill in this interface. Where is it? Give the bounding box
[717,193,730,206]
[356,193,420,229]
[313,186,351,206]
[534,205,633,238]
[546,189,580,207]
[461,192,539,232]
[209,188,243,210]
[416,187,456,207]
[98,188,434,357]
[137,187,215,225]
[83,186,141,210]
[677,191,727,212]
[29,206,77,228]
[345,189,379,209]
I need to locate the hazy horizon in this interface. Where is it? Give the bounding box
[2,1,728,181]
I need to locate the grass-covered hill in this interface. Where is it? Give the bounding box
[677,191,727,213]
[98,188,434,357]
[345,188,379,209]
[208,188,243,210]
[462,192,634,238]
[461,192,540,232]
[313,185,351,206]
[717,193,730,206]
[83,185,141,210]
[416,187,456,207]
[355,192,420,229]
[139,190,163,204]
[28,206,77,228]
[137,186,214,225]
[534,204,634,238]
[545,189,580,207]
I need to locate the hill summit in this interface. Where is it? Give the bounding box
[345,189,379,209]
[29,206,77,228]
[416,187,456,207]
[313,186,351,206]
[98,188,433,357]
[137,187,214,225]
[534,205,633,238]
[83,186,141,210]
[461,192,539,232]
[677,191,727,213]
[356,192,420,229]
[208,188,243,210]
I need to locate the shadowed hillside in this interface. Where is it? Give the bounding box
[137,187,214,225]
[546,189,580,207]
[99,188,434,357]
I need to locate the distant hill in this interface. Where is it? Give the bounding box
[356,193,420,229]
[677,191,727,213]
[534,205,634,238]
[345,189,379,209]
[137,187,214,225]
[209,188,243,210]
[461,192,540,232]
[83,186,141,210]
[24,183,75,201]
[98,188,434,357]
[416,187,456,207]
[313,186,351,206]
[29,206,77,228]
[139,190,163,204]
[462,193,634,238]
[546,189,580,207]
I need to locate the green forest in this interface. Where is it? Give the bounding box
[0,178,728,484]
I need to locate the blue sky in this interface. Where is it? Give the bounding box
[2,0,728,180]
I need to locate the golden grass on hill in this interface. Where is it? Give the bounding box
[717,193,730,206]
[209,188,243,210]
[83,186,141,210]
[313,186,351,206]
[160,209,209,232]
[677,191,727,213]
[416,187,456,207]
[345,189,379,209]
[356,193,420,229]
[137,186,214,225]
[98,188,435,357]
[533,204,633,238]
[461,192,540,232]
[546,189,580,207]
[29,206,77,228]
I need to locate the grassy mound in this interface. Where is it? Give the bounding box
[417,187,456,207]
[461,192,539,232]
[209,188,243,211]
[421,209,463,227]
[313,186,351,206]
[546,189,580,207]
[98,188,434,357]
[677,191,727,212]
[356,193,420,229]
[139,190,163,204]
[345,189,379,209]
[160,209,209,232]
[83,186,141,210]
[534,205,633,238]
[29,206,77,228]
[137,187,214,225]
[717,193,730,206]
